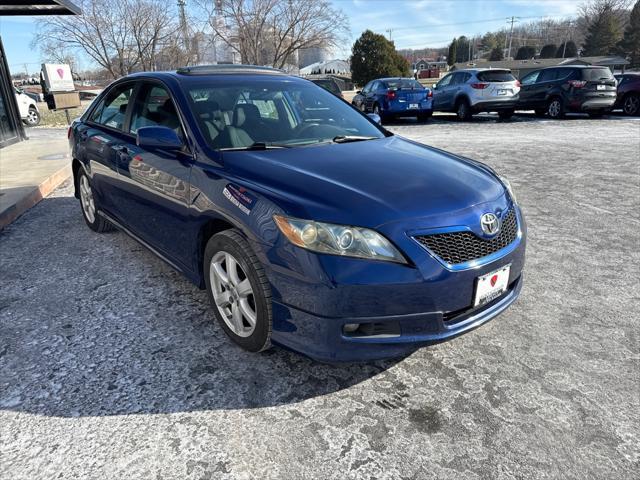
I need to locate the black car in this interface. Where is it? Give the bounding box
[518,65,617,119]
[614,73,640,116]
[309,77,343,98]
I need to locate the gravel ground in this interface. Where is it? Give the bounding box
[1,114,639,479]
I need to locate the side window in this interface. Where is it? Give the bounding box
[556,69,573,81]
[362,82,373,94]
[520,71,540,86]
[129,84,182,136]
[92,84,134,130]
[371,81,380,92]
[437,74,453,88]
[251,99,279,120]
[538,69,557,83]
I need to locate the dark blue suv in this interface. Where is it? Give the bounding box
[70,65,526,362]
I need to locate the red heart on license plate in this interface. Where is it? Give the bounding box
[490,274,498,287]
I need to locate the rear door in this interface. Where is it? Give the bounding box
[75,82,136,220]
[116,81,194,268]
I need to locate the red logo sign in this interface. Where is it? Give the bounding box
[56,68,65,79]
[490,274,498,287]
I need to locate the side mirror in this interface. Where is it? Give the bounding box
[367,113,381,124]
[356,90,362,94]
[137,126,183,150]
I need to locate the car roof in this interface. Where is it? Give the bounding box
[377,77,418,82]
[124,65,288,82]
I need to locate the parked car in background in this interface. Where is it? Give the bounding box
[518,66,617,119]
[351,78,433,123]
[14,87,41,127]
[68,65,525,362]
[613,72,640,116]
[309,77,343,98]
[432,69,520,120]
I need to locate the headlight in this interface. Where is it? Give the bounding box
[273,215,407,264]
[499,175,517,204]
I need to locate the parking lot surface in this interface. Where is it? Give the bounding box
[1,114,639,479]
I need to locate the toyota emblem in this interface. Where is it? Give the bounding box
[480,213,500,236]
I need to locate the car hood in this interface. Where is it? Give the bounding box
[222,136,505,228]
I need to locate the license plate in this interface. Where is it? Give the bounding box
[409,103,419,109]
[597,84,606,90]
[498,89,508,96]
[473,264,511,307]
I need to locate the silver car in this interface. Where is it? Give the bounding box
[432,68,520,120]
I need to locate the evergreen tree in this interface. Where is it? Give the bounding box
[540,44,557,58]
[350,30,410,86]
[556,41,578,58]
[489,47,504,61]
[582,4,623,55]
[515,46,536,60]
[456,36,470,63]
[618,0,640,68]
[447,38,457,66]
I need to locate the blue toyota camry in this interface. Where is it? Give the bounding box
[69,65,526,362]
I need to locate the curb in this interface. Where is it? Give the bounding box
[0,164,72,230]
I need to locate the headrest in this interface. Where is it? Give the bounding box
[233,103,261,127]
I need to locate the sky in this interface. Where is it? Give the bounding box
[0,0,581,75]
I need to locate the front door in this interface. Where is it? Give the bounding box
[432,73,454,110]
[115,81,194,269]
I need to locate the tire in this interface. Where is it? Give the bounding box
[417,111,432,122]
[373,103,386,123]
[534,109,547,117]
[622,93,640,116]
[456,99,472,121]
[204,229,272,353]
[498,109,514,120]
[546,98,565,119]
[77,169,114,233]
[23,106,41,127]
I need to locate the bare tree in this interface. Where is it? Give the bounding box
[34,0,183,79]
[195,0,349,69]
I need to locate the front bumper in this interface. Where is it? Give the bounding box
[261,203,527,362]
[271,274,523,362]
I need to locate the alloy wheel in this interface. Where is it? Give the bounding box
[79,175,96,223]
[548,100,562,118]
[624,95,639,116]
[27,109,39,125]
[209,250,257,338]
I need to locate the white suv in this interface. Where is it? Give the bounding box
[432,68,520,120]
[14,88,41,127]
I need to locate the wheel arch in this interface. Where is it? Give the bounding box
[196,217,238,288]
[71,158,82,199]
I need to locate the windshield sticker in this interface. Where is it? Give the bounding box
[223,184,255,215]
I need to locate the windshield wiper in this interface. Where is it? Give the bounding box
[332,135,379,144]
[220,142,292,151]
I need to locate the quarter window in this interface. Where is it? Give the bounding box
[538,69,558,83]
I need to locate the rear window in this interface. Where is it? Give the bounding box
[580,68,614,81]
[476,71,516,83]
[385,79,423,90]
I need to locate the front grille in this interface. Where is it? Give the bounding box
[415,208,518,265]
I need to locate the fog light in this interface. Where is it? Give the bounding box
[343,323,360,333]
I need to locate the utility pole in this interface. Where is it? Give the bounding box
[386,29,393,41]
[177,0,189,51]
[506,16,519,59]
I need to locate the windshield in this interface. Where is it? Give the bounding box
[476,71,516,82]
[385,79,423,89]
[581,68,614,81]
[185,78,384,150]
